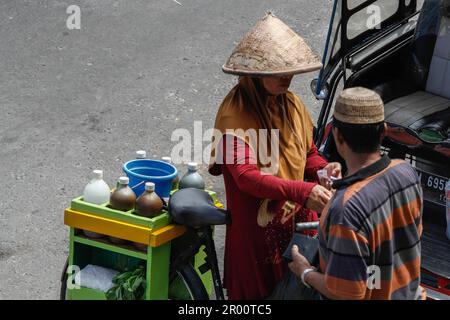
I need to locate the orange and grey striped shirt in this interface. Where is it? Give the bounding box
[318,155,424,300]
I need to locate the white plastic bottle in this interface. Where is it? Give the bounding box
[136,150,146,159]
[82,170,111,239]
[83,170,111,204]
[446,179,450,241]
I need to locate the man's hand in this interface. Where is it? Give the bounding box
[288,245,311,277]
[325,162,342,179]
[305,184,332,212]
[319,162,342,190]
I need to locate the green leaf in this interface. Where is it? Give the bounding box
[105,266,146,300]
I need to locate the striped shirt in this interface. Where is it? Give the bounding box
[318,155,424,300]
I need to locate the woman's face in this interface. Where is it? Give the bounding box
[261,75,294,95]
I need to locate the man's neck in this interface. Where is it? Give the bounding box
[345,151,382,177]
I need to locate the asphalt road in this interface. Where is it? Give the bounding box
[0,0,331,299]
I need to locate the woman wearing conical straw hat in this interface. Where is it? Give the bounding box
[209,13,342,299]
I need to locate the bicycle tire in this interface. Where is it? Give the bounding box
[60,257,69,300]
[169,263,210,300]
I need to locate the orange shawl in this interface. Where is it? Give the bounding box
[209,76,314,181]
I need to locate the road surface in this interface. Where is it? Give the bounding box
[0,0,331,299]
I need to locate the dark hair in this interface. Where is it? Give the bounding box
[332,118,385,153]
[444,0,450,17]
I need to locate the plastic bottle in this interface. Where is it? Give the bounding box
[110,177,136,211]
[109,177,136,245]
[136,150,146,159]
[82,170,110,239]
[83,170,110,205]
[446,179,450,241]
[178,162,205,190]
[135,182,164,218]
[162,156,179,191]
[133,183,164,252]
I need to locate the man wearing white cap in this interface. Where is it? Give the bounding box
[289,87,425,300]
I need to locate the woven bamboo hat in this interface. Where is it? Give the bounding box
[222,12,322,76]
[334,87,385,124]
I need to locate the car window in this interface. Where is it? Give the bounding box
[414,0,441,39]
[347,0,400,39]
[347,0,366,10]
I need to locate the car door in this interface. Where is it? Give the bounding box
[313,0,422,146]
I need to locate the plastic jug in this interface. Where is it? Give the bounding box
[162,156,179,191]
[82,170,110,239]
[133,182,164,252]
[109,177,136,244]
[179,162,205,190]
[110,177,136,212]
[83,170,110,205]
[446,179,450,241]
[135,182,163,218]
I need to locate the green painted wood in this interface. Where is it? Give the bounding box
[73,235,148,260]
[194,245,213,296]
[69,228,75,267]
[146,243,170,300]
[71,196,170,229]
[67,287,107,300]
[208,190,218,204]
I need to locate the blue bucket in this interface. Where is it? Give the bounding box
[123,159,177,198]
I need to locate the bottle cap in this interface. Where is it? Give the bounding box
[145,182,155,191]
[136,150,146,159]
[187,162,198,171]
[118,177,129,185]
[93,170,103,179]
[161,156,172,163]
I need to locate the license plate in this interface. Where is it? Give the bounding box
[416,169,448,206]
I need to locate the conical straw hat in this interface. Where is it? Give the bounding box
[334,87,385,124]
[222,12,322,76]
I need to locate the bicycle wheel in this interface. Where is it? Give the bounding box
[169,263,209,300]
[60,257,69,300]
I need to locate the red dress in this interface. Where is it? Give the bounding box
[220,136,327,300]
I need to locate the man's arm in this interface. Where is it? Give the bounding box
[288,245,345,300]
[304,271,348,300]
[289,222,370,300]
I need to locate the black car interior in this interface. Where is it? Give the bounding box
[346,0,450,160]
[383,0,450,158]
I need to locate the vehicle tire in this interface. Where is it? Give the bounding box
[60,257,69,300]
[169,263,209,300]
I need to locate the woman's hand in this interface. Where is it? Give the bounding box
[305,184,332,213]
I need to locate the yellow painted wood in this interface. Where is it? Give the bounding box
[64,208,152,245]
[215,201,225,209]
[149,225,186,247]
[65,208,187,247]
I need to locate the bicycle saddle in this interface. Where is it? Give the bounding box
[169,188,230,227]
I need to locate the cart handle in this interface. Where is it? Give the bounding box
[296,221,320,232]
